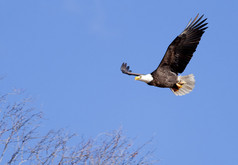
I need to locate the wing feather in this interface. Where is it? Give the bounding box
[156,14,208,74]
[120,63,142,76]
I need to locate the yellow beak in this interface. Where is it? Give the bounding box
[135,76,140,80]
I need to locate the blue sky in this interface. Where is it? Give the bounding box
[0,0,238,164]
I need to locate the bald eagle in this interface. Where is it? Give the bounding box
[121,14,208,96]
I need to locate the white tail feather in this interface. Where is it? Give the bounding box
[170,74,195,96]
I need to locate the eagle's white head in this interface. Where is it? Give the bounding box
[135,74,153,83]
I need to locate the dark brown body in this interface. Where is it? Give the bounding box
[148,67,178,88]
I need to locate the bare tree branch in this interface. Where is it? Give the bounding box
[0,92,157,165]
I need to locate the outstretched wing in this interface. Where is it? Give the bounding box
[156,14,208,74]
[121,63,142,76]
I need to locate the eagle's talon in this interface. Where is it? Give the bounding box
[176,83,183,89]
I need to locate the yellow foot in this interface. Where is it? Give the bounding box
[176,83,183,89]
[176,81,186,89]
[173,81,186,92]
